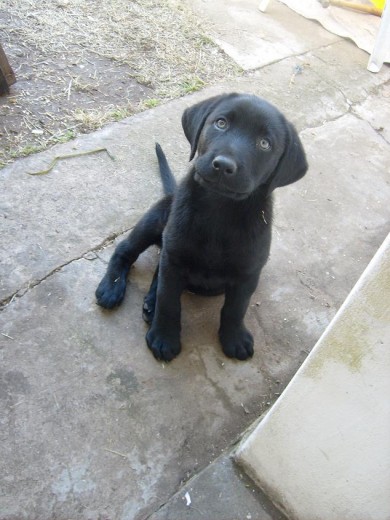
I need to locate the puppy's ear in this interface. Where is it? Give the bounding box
[266,121,308,195]
[182,94,233,161]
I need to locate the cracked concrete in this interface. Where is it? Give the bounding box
[1,1,390,518]
[148,454,287,520]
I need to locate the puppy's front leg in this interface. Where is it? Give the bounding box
[96,197,170,309]
[219,276,259,360]
[146,252,185,362]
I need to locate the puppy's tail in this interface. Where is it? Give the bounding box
[155,143,177,195]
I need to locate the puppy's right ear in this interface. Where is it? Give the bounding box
[181,94,233,161]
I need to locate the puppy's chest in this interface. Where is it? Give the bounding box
[171,216,265,274]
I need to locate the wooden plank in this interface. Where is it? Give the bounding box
[0,44,16,95]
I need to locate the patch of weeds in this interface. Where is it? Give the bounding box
[71,76,98,94]
[196,34,215,46]
[49,129,78,145]
[109,106,134,121]
[133,74,154,88]
[141,98,160,109]
[73,108,108,131]
[10,144,46,158]
[180,76,206,94]
[73,105,134,131]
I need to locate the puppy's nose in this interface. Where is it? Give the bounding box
[212,156,237,176]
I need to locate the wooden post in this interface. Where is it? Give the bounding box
[0,44,16,95]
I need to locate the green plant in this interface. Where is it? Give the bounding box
[181,76,205,94]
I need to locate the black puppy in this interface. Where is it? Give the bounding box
[96,93,308,362]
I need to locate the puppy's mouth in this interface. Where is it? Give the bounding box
[194,172,249,201]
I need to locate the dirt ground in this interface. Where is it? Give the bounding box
[0,0,240,168]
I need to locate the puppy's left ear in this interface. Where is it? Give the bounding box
[182,94,235,161]
[266,121,308,195]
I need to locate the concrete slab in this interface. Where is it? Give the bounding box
[352,81,390,143]
[0,109,189,303]
[1,4,390,520]
[149,454,286,520]
[235,234,390,520]
[188,0,340,69]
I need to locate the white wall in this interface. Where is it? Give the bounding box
[236,234,390,520]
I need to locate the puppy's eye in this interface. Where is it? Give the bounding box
[258,138,271,151]
[214,118,228,130]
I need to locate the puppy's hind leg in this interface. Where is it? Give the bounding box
[96,197,171,309]
[142,264,159,324]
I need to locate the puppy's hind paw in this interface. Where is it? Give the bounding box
[219,326,254,361]
[142,295,156,324]
[95,274,127,309]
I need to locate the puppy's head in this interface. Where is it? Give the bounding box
[182,93,308,200]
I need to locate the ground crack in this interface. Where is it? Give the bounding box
[0,227,132,311]
[351,108,390,146]
[247,39,343,71]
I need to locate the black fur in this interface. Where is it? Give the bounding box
[96,93,308,362]
[155,142,177,195]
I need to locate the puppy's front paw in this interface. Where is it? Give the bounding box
[219,326,254,361]
[146,328,181,362]
[96,274,127,309]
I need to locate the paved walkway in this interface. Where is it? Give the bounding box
[1,1,389,518]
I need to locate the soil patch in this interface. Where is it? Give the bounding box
[0,0,240,167]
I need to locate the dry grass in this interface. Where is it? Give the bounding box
[0,0,241,167]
